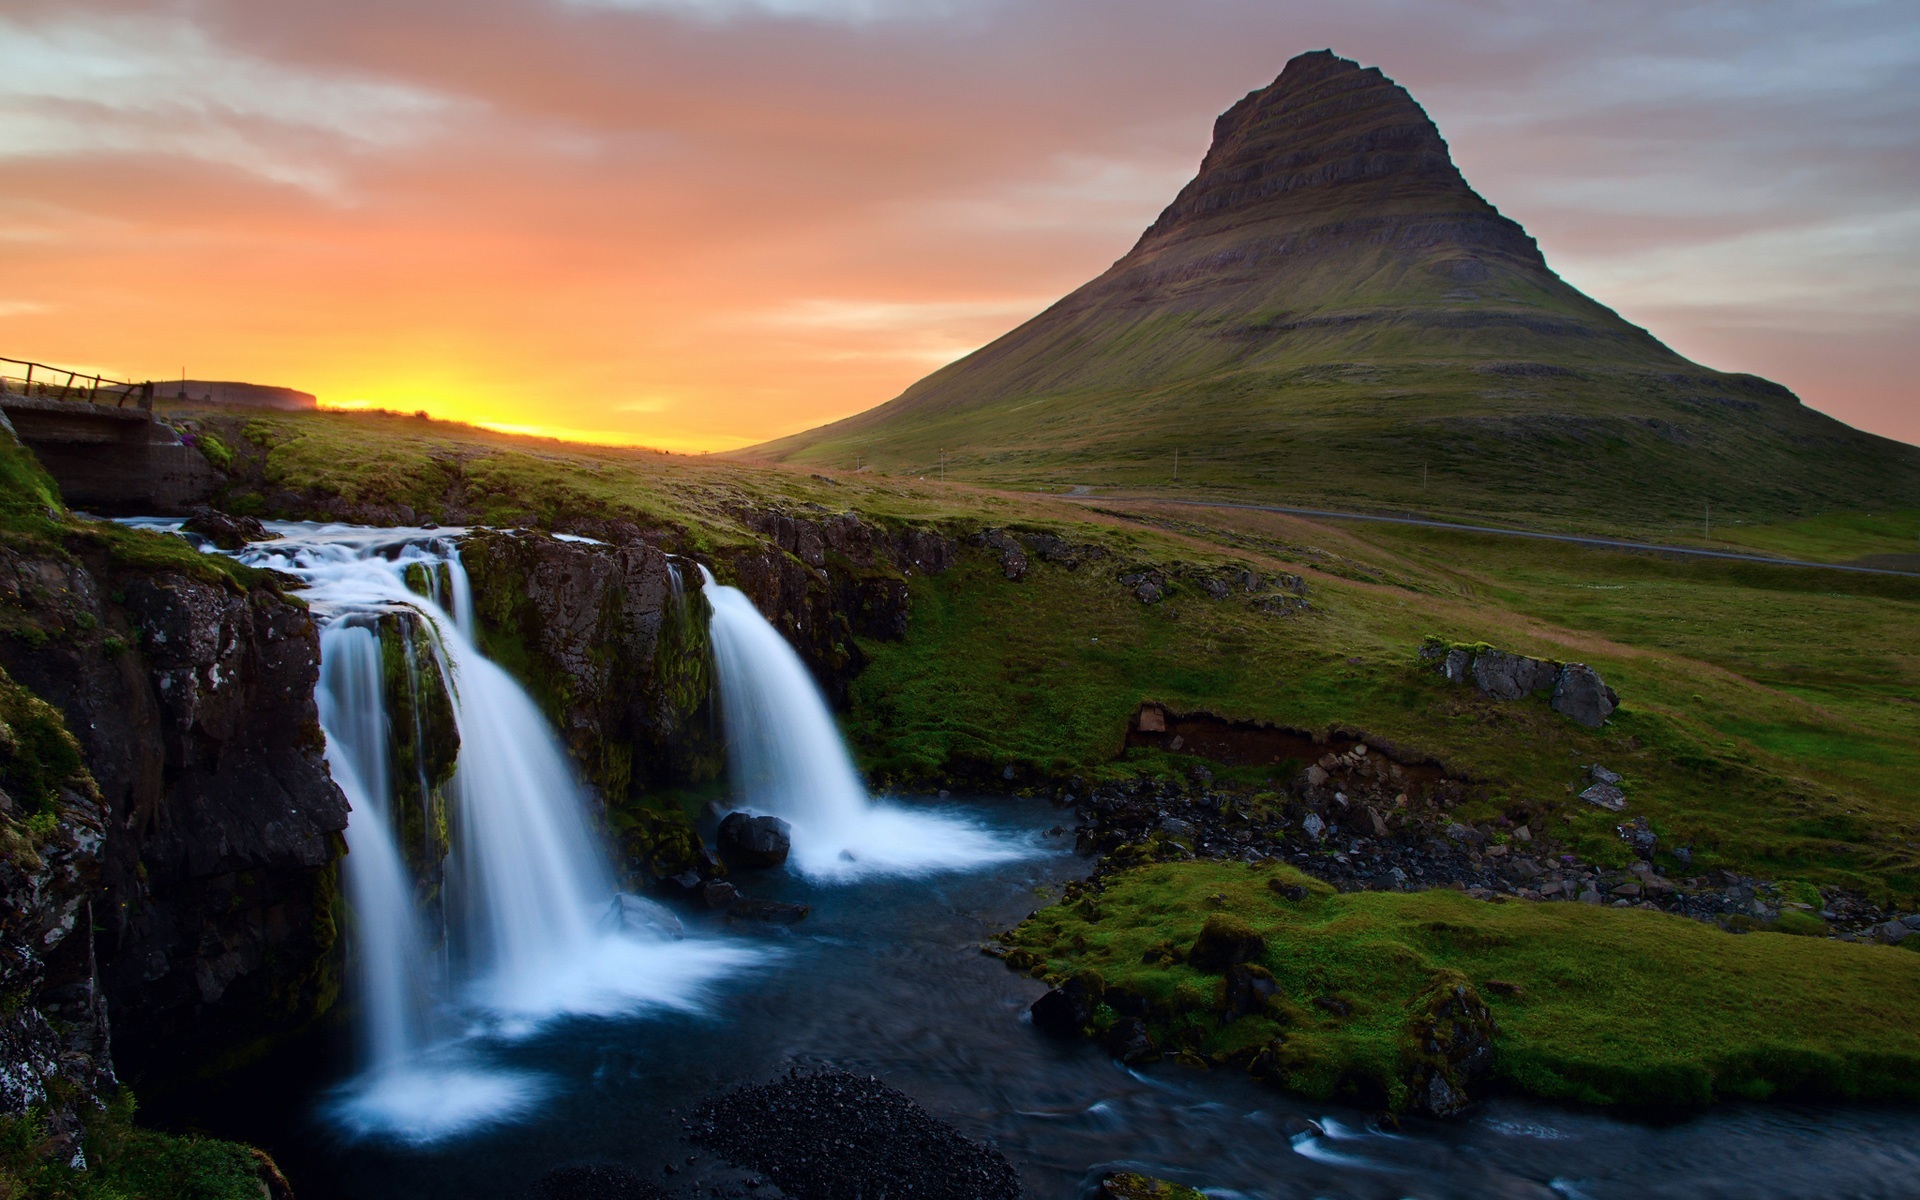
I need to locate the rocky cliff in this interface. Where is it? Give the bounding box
[0,666,114,1163]
[0,526,347,1087]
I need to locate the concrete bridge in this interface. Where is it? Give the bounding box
[0,383,223,514]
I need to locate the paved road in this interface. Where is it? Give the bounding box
[1075,496,1920,579]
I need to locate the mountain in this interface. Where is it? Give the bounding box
[745,50,1920,532]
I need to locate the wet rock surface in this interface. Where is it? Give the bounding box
[0,543,348,1085]
[685,1068,1022,1200]
[718,812,792,869]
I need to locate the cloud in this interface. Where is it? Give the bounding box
[0,0,1914,448]
[0,12,461,193]
[559,0,978,22]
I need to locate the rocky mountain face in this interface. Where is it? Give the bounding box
[750,50,1920,526]
[0,536,348,1089]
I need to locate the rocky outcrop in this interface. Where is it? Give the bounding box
[1422,638,1618,727]
[0,539,347,1084]
[726,508,955,704]
[1400,971,1496,1116]
[461,529,717,798]
[0,667,113,1163]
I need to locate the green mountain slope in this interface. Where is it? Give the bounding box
[747,50,1920,534]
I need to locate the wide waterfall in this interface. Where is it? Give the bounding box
[700,567,1028,879]
[237,525,760,1142]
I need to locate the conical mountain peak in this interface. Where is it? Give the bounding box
[745,51,1920,527]
[1136,51,1494,253]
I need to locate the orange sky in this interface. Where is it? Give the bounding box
[2,1,1915,452]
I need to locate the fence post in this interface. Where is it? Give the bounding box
[140,382,154,413]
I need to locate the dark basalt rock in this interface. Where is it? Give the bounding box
[1401,970,1497,1116]
[717,812,792,869]
[1221,962,1279,1017]
[1030,970,1105,1037]
[180,505,269,551]
[1552,663,1618,728]
[0,545,349,1085]
[687,1068,1022,1200]
[1187,915,1266,972]
[0,668,114,1161]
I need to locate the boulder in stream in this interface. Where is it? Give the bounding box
[718,812,793,868]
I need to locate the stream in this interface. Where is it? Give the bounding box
[172,798,1920,1200]
[122,520,1920,1200]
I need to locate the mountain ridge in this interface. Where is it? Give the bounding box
[745,50,1919,532]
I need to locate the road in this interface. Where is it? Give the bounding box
[1072,496,1920,579]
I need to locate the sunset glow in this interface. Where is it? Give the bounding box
[2,1,1914,451]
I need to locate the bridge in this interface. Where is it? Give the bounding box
[1,357,222,513]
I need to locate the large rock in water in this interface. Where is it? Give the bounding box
[718,812,792,868]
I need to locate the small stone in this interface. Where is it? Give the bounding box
[1305,765,1330,787]
[1512,825,1531,842]
[1301,814,1326,842]
[1578,888,1603,905]
[701,880,740,909]
[1579,783,1627,812]
[1611,882,1641,897]
[1588,764,1623,785]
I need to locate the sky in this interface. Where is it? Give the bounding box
[1,0,1915,452]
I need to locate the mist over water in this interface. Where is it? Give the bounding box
[700,566,1031,879]
[242,525,763,1143]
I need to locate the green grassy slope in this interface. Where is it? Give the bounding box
[746,53,1920,533]
[155,409,1920,900]
[1005,862,1920,1111]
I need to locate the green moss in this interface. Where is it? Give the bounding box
[1100,1172,1208,1200]
[377,612,458,887]
[0,665,96,819]
[1006,861,1920,1112]
[0,1093,267,1200]
[193,433,233,472]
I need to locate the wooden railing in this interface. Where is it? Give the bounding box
[0,356,154,411]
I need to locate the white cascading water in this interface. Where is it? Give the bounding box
[700,566,1027,879]
[230,525,760,1142]
[316,624,434,1077]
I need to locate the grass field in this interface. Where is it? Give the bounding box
[1004,861,1920,1112]
[158,408,1920,902]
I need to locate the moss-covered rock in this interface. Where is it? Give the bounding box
[376,611,457,898]
[1099,1172,1208,1200]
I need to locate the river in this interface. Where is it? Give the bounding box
[162,796,1920,1200]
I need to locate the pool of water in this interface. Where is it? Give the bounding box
[174,797,1920,1200]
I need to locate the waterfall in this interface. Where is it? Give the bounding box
[317,623,434,1077]
[700,566,1028,879]
[235,525,760,1142]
